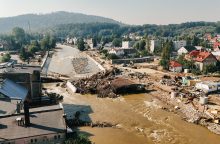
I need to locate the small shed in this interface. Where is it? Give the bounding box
[169,61,183,73]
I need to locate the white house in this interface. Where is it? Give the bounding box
[108,48,124,56]
[169,61,183,73]
[195,81,220,93]
[177,47,188,55]
[150,40,161,53]
[212,50,220,60]
[173,40,187,50]
[66,37,77,44]
[177,46,196,55]
[122,41,135,49]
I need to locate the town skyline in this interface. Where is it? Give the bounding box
[1,0,220,25]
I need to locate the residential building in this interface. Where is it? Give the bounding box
[173,40,187,50]
[66,37,77,44]
[169,61,183,73]
[212,51,220,60]
[108,48,137,57]
[177,46,196,55]
[186,50,218,71]
[122,41,135,49]
[0,65,42,102]
[195,46,203,50]
[150,40,161,53]
[108,48,124,56]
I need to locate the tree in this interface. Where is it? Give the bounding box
[146,38,151,52]
[28,40,41,54]
[28,45,39,54]
[139,40,146,51]
[92,37,98,47]
[107,54,119,60]
[19,47,28,60]
[77,38,85,51]
[112,38,122,47]
[192,36,200,46]
[216,22,220,33]
[177,54,195,69]
[12,27,26,44]
[203,64,217,74]
[65,134,92,144]
[0,53,11,63]
[49,36,56,48]
[159,40,172,70]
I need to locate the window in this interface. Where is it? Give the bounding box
[58,135,61,139]
[31,139,33,143]
[54,135,57,140]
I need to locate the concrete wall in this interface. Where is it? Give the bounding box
[111,57,154,64]
[2,133,65,144]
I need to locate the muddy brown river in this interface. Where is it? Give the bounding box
[44,83,220,144]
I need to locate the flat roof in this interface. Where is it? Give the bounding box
[0,104,65,141]
[0,65,41,74]
[0,101,16,116]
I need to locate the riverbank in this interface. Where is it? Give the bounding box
[43,83,220,144]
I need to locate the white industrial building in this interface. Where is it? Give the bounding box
[173,40,187,50]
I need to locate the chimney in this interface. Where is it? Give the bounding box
[24,101,30,127]
[16,102,21,114]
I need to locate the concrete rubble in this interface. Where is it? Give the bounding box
[71,68,146,98]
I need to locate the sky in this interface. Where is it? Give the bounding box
[0,0,220,25]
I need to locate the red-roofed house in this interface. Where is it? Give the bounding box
[169,61,183,72]
[187,51,218,71]
[185,50,218,71]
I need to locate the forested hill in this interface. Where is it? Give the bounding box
[0,11,121,33]
[52,21,220,38]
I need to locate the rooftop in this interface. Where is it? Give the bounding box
[0,104,65,141]
[0,65,41,74]
[0,100,16,116]
[169,61,182,67]
[0,79,28,101]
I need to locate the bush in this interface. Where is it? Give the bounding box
[107,54,119,60]
[192,67,201,75]
[0,53,11,63]
[65,134,92,144]
[203,64,217,74]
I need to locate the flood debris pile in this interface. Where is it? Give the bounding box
[128,72,149,80]
[72,68,146,98]
[160,75,182,86]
